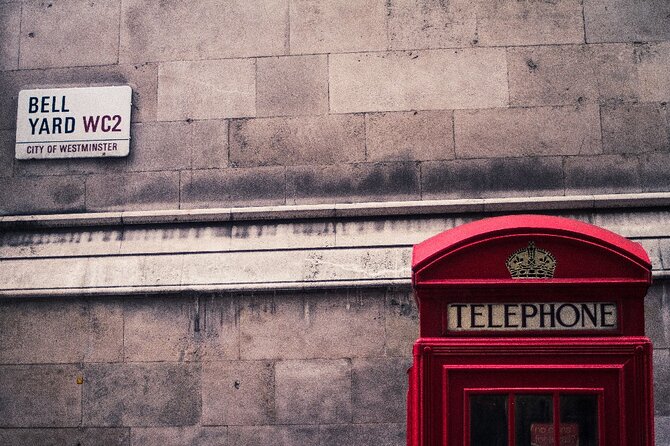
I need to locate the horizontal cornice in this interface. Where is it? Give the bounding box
[2,192,670,229]
[1,193,669,298]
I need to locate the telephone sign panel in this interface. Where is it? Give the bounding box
[446,301,618,331]
[407,215,654,446]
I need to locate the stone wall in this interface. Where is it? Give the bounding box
[1,0,669,444]
[0,205,668,444]
[0,282,668,445]
[0,288,415,445]
[0,0,669,215]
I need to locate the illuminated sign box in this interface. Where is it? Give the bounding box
[15,85,132,160]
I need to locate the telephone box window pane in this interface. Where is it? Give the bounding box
[560,394,598,446]
[470,394,508,446]
[515,394,553,446]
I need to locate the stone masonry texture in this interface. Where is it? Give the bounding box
[0,0,668,213]
[1,0,670,444]
[0,285,666,443]
[0,288,415,444]
[19,0,120,70]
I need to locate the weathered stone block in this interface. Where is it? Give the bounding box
[257,55,328,117]
[352,357,411,423]
[508,45,594,106]
[0,253,182,291]
[0,175,86,215]
[366,110,454,161]
[0,298,123,364]
[275,359,351,424]
[0,365,81,427]
[636,42,670,103]
[202,360,274,425]
[421,157,564,199]
[387,0,477,50]
[474,0,584,46]
[121,0,287,63]
[661,239,670,271]
[590,211,670,239]
[640,153,670,193]
[228,425,319,446]
[130,427,228,446]
[329,49,508,113]
[319,423,406,446]
[128,121,189,171]
[0,228,122,258]
[180,167,285,209]
[645,283,669,349]
[286,162,421,204]
[230,115,364,167]
[86,171,180,211]
[0,63,159,129]
[654,349,670,416]
[20,0,119,69]
[595,44,643,103]
[14,157,128,177]
[180,247,410,289]
[239,289,385,360]
[390,0,582,49]
[290,0,386,54]
[158,59,255,121]
[639,238,663,272]
[127,120,228,172]
[334,217,453,249]
[385,286,418,357]
[657,416,670,445]
[601,103,669,154]
[124,295,239,362]
[116,220,334,255]
[564,154,641,195]
[508,44,639,106]
[584,0,670,43]
[455,105,601,158]
[228,221,336,251]
[0,257,83,291]
[0,428,130,446]
[116,226,230,255]
[0,129,14,177]
[83,362,201,426]
[0,2,19,70]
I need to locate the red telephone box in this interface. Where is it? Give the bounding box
[407,215,654,446]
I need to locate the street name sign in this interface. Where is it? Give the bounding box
[15,85,132,159]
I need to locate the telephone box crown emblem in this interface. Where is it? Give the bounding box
[505,241,556,279]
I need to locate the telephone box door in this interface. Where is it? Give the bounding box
[413,337,652,446]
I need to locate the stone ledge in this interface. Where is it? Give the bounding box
[1,194,668,298]
[2,192,670,229]
[0,279,414,299]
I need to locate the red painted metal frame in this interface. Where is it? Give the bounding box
[462,387,605,446]
[408,215,654,446]
[412,215,650,277]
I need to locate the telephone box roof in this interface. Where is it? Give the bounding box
[412,214,651,283]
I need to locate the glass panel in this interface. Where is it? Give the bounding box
[470,394,508,446]
[515,394,553,446]
[560,394,599,446]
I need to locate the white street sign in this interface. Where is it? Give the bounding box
[15,85,132,160]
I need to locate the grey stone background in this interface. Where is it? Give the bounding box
[0,0,669,214]
[0,0,669,444]
[0,288,415,445]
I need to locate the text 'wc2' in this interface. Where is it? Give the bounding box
[407,215,654,446]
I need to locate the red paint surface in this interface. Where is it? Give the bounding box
[408,215,654,445]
